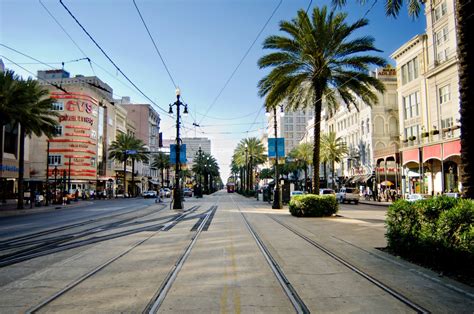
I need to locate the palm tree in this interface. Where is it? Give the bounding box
[0,70,22,203]
[109,133,147,197]
[289,142,313,192]
[3,75,59,209]
[152,152,170,187]
[331,0,474,196]
[258,6,385,194]
[232,138,267,192]
[320,132,348,190]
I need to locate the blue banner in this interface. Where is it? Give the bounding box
[170,144,187,164]
[268,138,285,158]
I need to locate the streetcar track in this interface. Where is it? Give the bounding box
[0,202,166,247]
[26,206,200,314]
[0,206,189,267]
[268,215,430,314]
[232,196,310,314]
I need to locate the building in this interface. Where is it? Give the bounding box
[182,137,211,166]
[391,0,461,196]
[120,100,161,191]
[30,70,119,197]
[267,105,313,157]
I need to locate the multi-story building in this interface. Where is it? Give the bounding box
[391,0,461,196]
[30,69,119,196]
[182,137,211,166]
[302,67,398,191]
[267,105,313,156]
[120,99,161,191]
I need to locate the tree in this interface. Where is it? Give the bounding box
[258,6,385,194]
[331,0,473,197]
[152,152,170,187]
[192,152,220,194]
[0,73,59,209]
[232,138,267,192]
[289,142,313,192]
[320,132,348,189]
[109,133,147,197]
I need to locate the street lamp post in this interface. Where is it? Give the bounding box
[68,156,72,194]
[245,144,248,193]
[169,88,188,210]
[267,105,284,209]
[53,165,58,204]
[46,141,50,206]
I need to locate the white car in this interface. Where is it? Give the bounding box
[406,194,425,202]
[143,190,157,198]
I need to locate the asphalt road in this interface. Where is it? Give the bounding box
[0,192,472,313]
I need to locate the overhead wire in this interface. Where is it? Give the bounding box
[197,0,283,126]
[59,0,170,116]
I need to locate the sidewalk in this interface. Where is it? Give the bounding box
[0,199,91,218]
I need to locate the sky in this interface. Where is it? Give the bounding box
[0,0,425,181]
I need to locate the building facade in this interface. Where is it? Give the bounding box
[391,0,461,196]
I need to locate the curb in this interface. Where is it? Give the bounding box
[358,200,391,207]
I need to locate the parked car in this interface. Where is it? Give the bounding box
[406,193,425,202]
[319,188,335,195]
[163,188,171,198]
[444,192,460,198]
[143,190,157,198]
[336,187,359,204]
[290,190,304,198]
[183,188,193,197]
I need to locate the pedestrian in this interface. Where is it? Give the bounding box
[62,192,67,205]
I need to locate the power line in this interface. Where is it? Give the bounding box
[197,0,283,125]
[38,0,96,75]
[0,55,69,94]
[132,0,178,89]
[59,0,169,115]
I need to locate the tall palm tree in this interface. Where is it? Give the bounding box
[6,75,59,209]
[331,0,474,196]
[320,132,348,189]
[289,142,313,192]
[258,6,385,194]
[152,152,170,187]
[109,133,147,197]
[0,70,22,203]
[129,138,148,197]
[232,138,267,191]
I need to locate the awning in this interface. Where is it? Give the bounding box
[358,174,373,183]
[149,180,160,185]
[402,148,420,165]
[443,139,461,159]
[423,144,442,162]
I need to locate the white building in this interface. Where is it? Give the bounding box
[391,0,461,196]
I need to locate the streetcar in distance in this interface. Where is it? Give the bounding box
[227,182,235,193]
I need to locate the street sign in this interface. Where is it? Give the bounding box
[268,138,285,158]
[125,150,137,155]
[170,144,187,164]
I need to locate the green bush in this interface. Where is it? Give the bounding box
[289,194,338,217]
[386,197,473,282]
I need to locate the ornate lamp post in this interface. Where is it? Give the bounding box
[169,88,188,210]
[266,105,284,209]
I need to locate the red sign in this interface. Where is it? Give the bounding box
[59,114,94,125]
[66,100,93,114]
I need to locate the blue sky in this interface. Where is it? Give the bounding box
[0,0,425,181]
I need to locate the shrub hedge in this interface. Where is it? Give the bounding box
[386,196,473,282]
[289,194,338,217]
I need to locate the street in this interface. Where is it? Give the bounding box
[0,192,472,313]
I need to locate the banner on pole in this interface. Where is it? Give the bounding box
[268,138,285,158]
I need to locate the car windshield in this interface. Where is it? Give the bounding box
[345,188,355,193]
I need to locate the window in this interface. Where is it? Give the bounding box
[51,102,64,111]
[361,122,365,135]
[434,1,447,22]
[439,85,451,104]
[52,125,62,136]
[401,57,419,85]
[403,91,420,119]
[404,125,420,140]
[366,119,370,133]
[441,117,454,129]
[48,155,62,165]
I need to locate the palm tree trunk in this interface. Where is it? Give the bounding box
[323,161,327,188]
[123,157,127,197]
[304,164,308,192]
[457,0,474,198]
[312,90,323,194]
[131,157,135,197]
[161,168,164,187]
[17,125,25,209]
[332,160,336,190]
